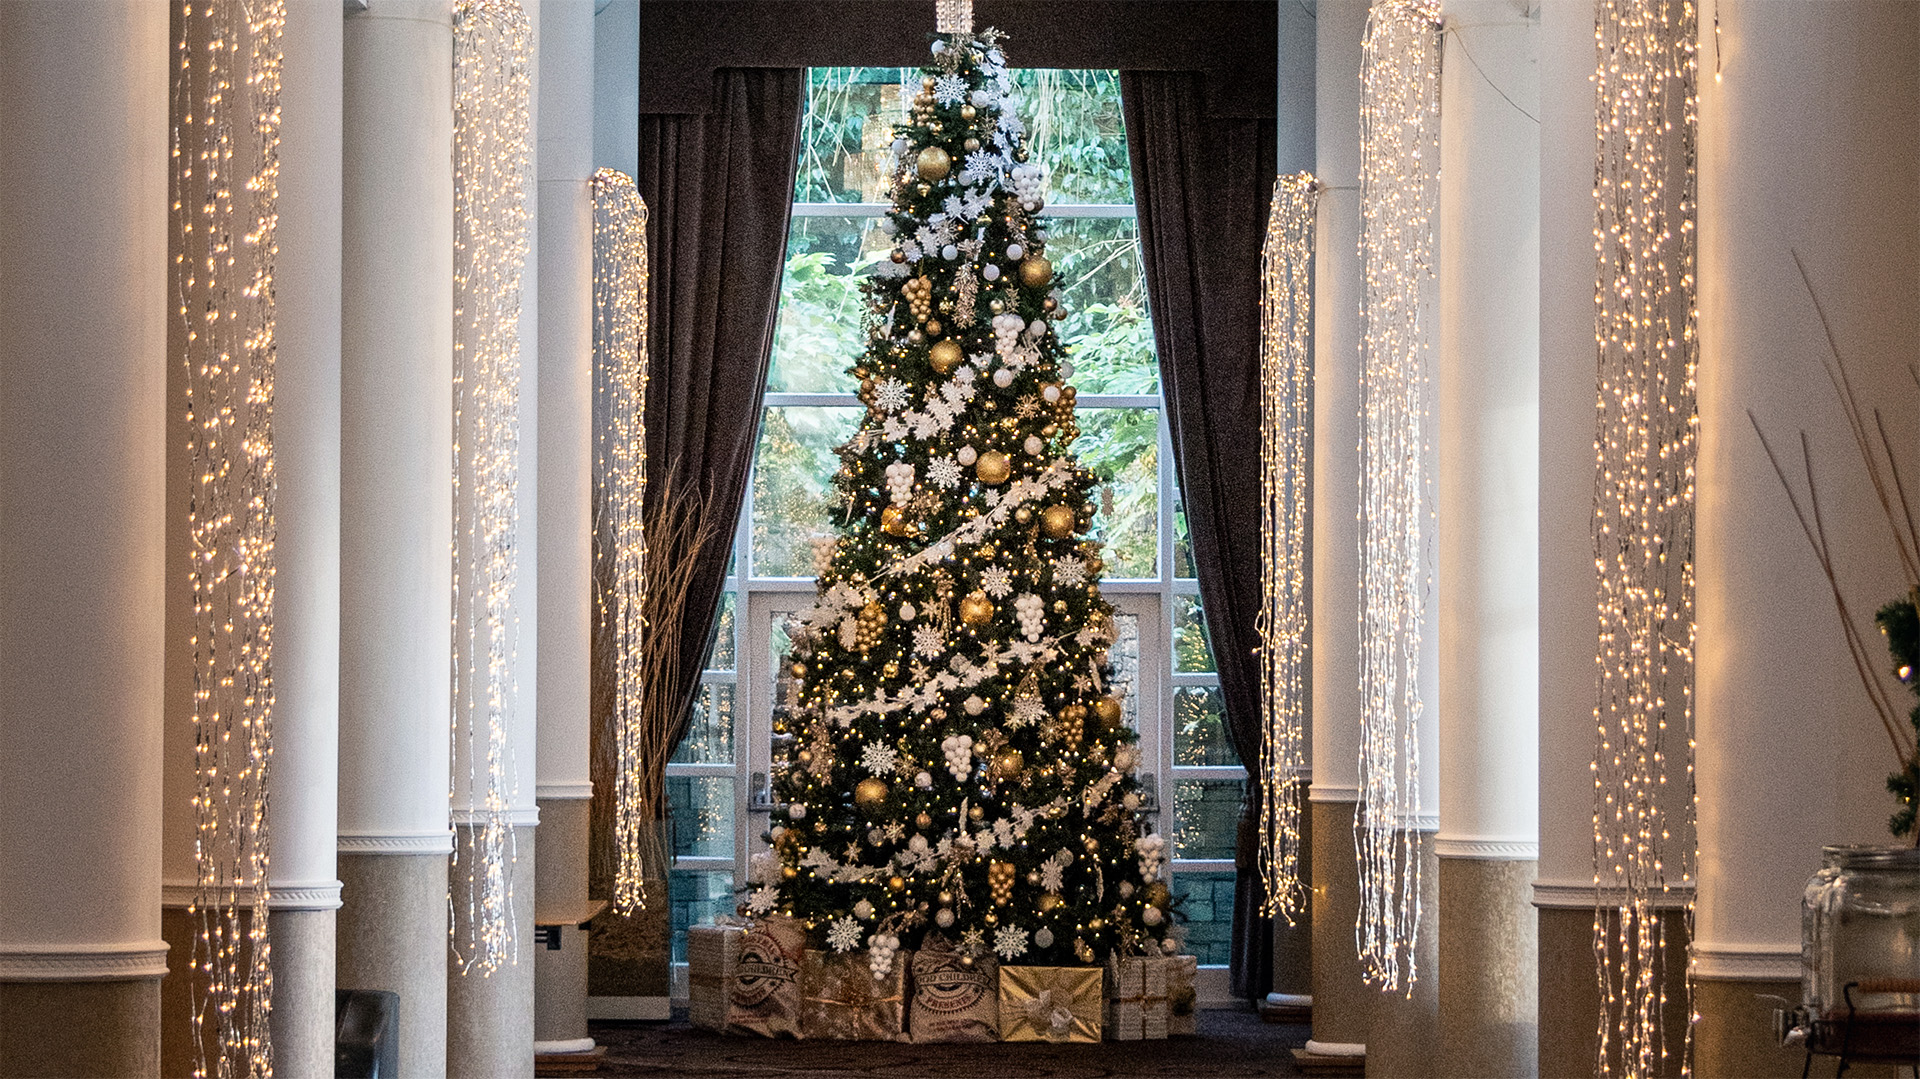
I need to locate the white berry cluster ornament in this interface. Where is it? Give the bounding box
[1135,832,1168,883]
[992,312,1024,359]
[1014,592,1046,641]
[868,931,903,977]
[941,733,974,780]
[885,461,915,505]
[1010,162,1047,211]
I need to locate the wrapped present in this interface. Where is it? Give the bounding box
[799,948,911,1041]
[1166,954,1198,1036]
[687,924,742,1032]
[726,916,806,1038]
[999,965,1103,1043]
[909,937,999,1043]
[1103,955,1170,1040]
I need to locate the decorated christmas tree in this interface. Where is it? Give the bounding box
[748,26,1176,973]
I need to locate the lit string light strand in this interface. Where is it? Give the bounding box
[450,0,531,975]
[1590,0,1698,1074]
[1356,0,1441,996]
[172,0,284,1072]
[1257,172,1318,925]
[935,0,973,33]
[592,170,653,913]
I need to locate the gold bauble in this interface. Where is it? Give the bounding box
[782,865,798,879]
[1018,256,1053,289]
[992,749,1024,779]
[917,146,952,181]
[925,319,942,336]
[968,803,986,821]
[1093,696,1124,729]
[928,338,964,374]
[1087,917,1105,930]
[960,104,977,121]
[888,875,907,893]
[881,505,914,537]
[916,811,934,830]
[975,450,1011,485]
[1038,892,1062,912]
[855,777,890,807]
[1040,503,1076,538]
[1144,882,1172,908]
[959,590,995,626]
[790,661,807,677]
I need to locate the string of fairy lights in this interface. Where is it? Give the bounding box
[172,0,284,1073]
[591,169,653,914]
[450,0,532,975]
[1355,0,1440,996]
[1257,172,1317,926]
[1591,0,1698,1073]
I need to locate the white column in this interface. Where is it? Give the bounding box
[1307,0,1372,1059]
[592,0,639,181]
[534,0,600,1056]
[338,2,455,1075]
[1433,3,1538,1076]
[268,5,347,1076]
[0,3,171,1075]
[1694,4,1920,1075]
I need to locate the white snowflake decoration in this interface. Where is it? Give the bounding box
[747,884,779,914]
[928,455,963,489]
[961,927,987,955]
[1011,694,1047,728]
[1041,850,1069,893]
[827,915,863,953]
[913,624,945,659]
[874,377,910,413]
[882,416,910,441]
[961,150,1002,186]
[860,741,899,776]
[1052,555,1088,588]
[932,73,969,107]
[980,564,1013,599]
[993,924,1031,960]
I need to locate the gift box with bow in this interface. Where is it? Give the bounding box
[799,948,913,1041]
[688,923,743,1032]
[998,965,1103,1043]
[1102,954,1170,1040]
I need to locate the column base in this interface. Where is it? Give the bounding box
[534,796,593,1045]
[447,824,536,1078]
[1363,832,1440,1079]
[1695,977,1807,1079]
[271,906,337,1079]
[1309,798,1371,1049]
[338,849,450,1078]
[0,979,160,1078]
[1436,856,1537,1078]
[1536,902,1690,1078]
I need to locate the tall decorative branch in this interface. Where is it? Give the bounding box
[1258,172,1318,925]
[1590,0,1699,1073]
[1356,0,1441,995]
[173,0,284,1072]
[450,0,532,975]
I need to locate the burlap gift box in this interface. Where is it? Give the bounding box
[687,924,742,1032]
[725,916,806,1037]
[1165,954,1198,1036]
[799,948,911,1041]
[1103,954,1170,1040]
[909,938,999,1043]
[998,965,1103,1043]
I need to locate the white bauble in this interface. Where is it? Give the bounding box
[1142,906,1164,926]
[957,445,978,466]
[993,368,1014,388]
[1006,243,1024,260]
[1041,384,1061,404]
[983,263,1001,281]
[935,908,955,928]
[942,244,958,261]
[1024,435,1044,455]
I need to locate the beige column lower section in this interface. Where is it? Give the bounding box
[0,982,162,1079]
[1308,798,1370,1052]
[448,826,536,1078]
[1436,857,1537,1078]
[1270,784,1313,999]
[1361,833,1438,1079]
[1694,978,1804,1079]
[338,852,450,1077]
[1535,901,1691,1079]
[272,908,338,1079]
[534,797,594,1049]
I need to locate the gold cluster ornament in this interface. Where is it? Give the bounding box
[855,778,890,808]
[1053,704,1087,748]
[989,861,1016,905]
[1040,503,1077,539]
[917,145,953,181]
[1018,255,1053,289]
[959,589,995,626]
[855,600,888,651]
[975,449,1012,485]
[929,337,964,374]
[903,275,934,323]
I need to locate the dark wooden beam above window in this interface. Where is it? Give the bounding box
[638,0,1278,118]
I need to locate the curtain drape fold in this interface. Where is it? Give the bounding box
[1121,69,1278,1002]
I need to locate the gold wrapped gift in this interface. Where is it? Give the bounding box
[688,924,743,1032]
[1103,955,1170,1040]
[726,916,807,1038]
[800,949,911,1041]
[1166,954,1198,1036]
[910,938,1000,1043]
[998,965,1103,1043]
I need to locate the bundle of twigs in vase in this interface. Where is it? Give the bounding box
[1749,252,1920,844]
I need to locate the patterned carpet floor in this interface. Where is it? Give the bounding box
[590,1009,1311,1078]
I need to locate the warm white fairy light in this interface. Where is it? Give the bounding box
[1356,0,1440,996]
[1591,0,1698,1074]
[592,169,652,913]
[1257,172,1317,926]
[450,0,531,975]
[173,0,284,1073]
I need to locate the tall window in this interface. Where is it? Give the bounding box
[665,68,1241,987]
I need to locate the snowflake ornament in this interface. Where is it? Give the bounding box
[1011,694,1047,727]
[1052,555,1088,588]
[980,564,1013,599]
[960,927,988,955]
[747,883,779,914]
[913,624,946,659]
[961,150,1002,186]
[993,924,1031,960]
[932,73,969,106]
[860,741,899,776]
[928,455,963,489]
[874,377,910,412]
[827,916,863,953]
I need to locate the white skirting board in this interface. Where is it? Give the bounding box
[586,995,672,1021]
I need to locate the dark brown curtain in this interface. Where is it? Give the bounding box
[636,67,805,752]
[1121,70,1277,1002]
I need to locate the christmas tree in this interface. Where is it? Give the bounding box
[748,28,1176,972]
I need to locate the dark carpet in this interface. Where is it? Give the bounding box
[590,1009,1310,1078]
